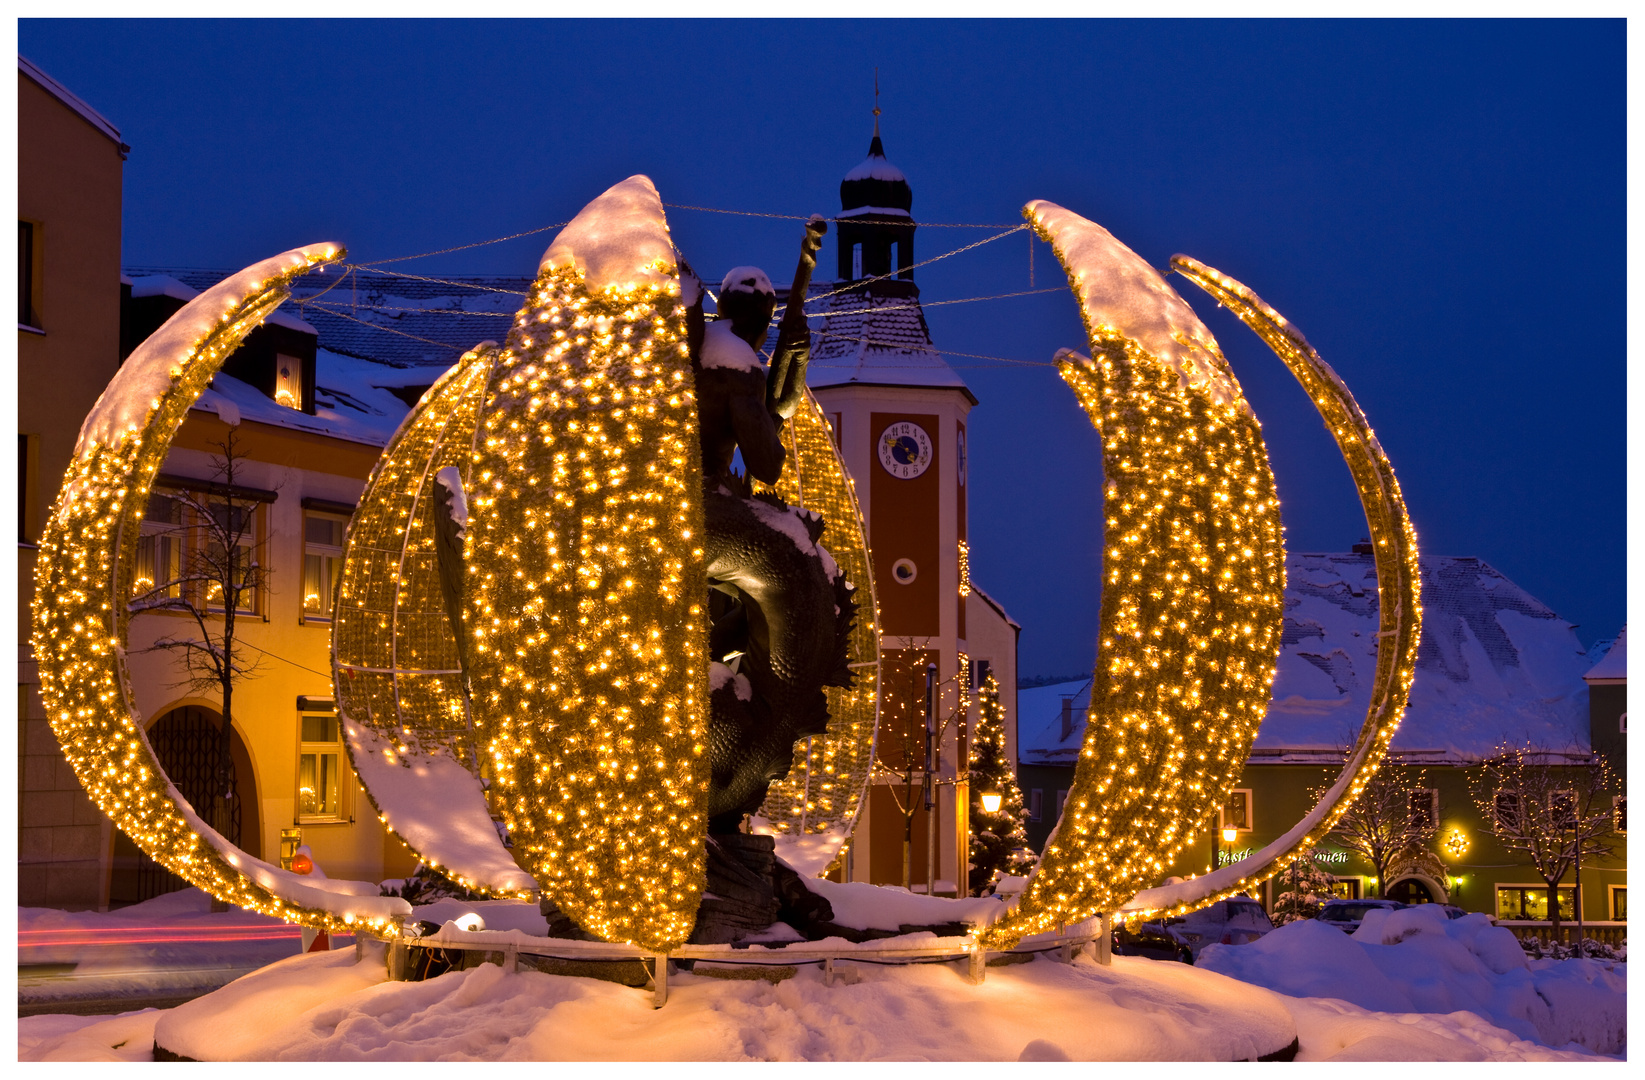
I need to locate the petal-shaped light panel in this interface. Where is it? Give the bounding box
[752,390,881,877]
[980,204,1288,948]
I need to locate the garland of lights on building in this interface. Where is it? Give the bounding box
[31,244,412,935]
[752,391,881,872]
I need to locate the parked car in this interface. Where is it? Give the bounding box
[1317,898,1408,934]
[1112,919,1193,964]
[1164,897,1276,961]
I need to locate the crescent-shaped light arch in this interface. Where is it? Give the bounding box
[1115,256,1422,916]
[31,244,412,934]
[981,203,1288,948]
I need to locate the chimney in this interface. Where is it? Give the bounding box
[1060,697,1074,742]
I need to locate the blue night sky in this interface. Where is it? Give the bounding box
[19,19,1625,678]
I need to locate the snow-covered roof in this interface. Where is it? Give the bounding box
[971,583,1022,632]
[19,55,127,155]
[195,354,410,447]
[130,274,318,334]
[129,266,523,370]
[1583,624,1626,683]
[793,282,975,401]
[843,155,907,183]
[1019,553,1595,765]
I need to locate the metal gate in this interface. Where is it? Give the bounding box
[110,706,243,905]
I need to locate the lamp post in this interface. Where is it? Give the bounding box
[1209,812,1220,873]
[924,663,938,896]
[981,791,1003,814]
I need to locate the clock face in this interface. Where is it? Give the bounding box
[878,422,933,480]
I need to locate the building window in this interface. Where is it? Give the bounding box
[298,711,348,822]
[1610,886,1626,921]
[302,512,347,621]
[18,433,38,542]
[1493,791,1522,832]
[852,244,862,280]
[1028,789,1043,822]
[1496,884,1578,922]
[1614,795,1626,835]
[133,489,186,601]
[274,353,302,410]
[1409,787,1439,830]
[19,219,39,328]
[1328,876,1362,901]
[1222,789,1254,833]
[1056,789,1069,820]
[204,499,261,616]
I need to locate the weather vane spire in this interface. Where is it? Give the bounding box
[873,68,881,137]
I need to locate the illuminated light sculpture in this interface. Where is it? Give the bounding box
[979,203,1421,947]
[33,176,1415,955]
[332,177,880,946]
[30,244,413,934]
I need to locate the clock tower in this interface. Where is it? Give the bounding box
[795,129,1018,895]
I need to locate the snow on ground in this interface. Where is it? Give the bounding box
[19,943,1611,1062]
[1196,904,1625,1055]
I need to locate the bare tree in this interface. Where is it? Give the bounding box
[873,641,965,891]
[128,427,269,837]
[1469,742,1618,942]
[1313,753,1440,896]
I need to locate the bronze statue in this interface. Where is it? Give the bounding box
[683,219,858,834]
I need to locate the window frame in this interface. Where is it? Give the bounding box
[1494,882,1580,922]
[274,352,304,410]
[201,495,265,619]
[1221,788,1255,834]
[296,707,352,825]
[1493,790,1522,832]
[132,485,189,607]
[1409,786,1440,830]
[300,508,349,625]
[1027,788,1043,823]
[1608,884,1626,921]
[18,218,42,330]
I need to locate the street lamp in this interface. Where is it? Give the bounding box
[981,791,1003,814]
[1221,824,1238,845]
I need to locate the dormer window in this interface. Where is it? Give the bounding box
[275,354,302,409]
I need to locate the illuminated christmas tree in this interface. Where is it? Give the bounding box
[1272,853,1338,924]
[968,672,1036,894]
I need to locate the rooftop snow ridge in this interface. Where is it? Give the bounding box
[1019,553,1593,764]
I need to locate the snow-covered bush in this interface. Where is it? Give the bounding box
[1517,935,1626,962]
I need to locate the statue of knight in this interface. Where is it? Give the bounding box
[680,216,859,837]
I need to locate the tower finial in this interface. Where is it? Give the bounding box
[873,68,881,137]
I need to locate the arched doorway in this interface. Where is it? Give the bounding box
[1386,876,1436,905]
[108,705,260,907]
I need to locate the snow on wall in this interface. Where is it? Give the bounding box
[538,175,677,292]
[1021,553,1593,763]
[1023,201,1242,410]
[76,245,340,457]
